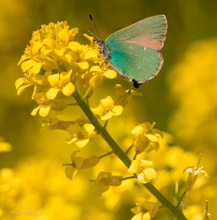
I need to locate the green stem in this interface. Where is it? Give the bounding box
[73,89,187,220]
[99,151,114,159]
[122,175,136,181]
[176,191,187,208]
[125,144,133,155]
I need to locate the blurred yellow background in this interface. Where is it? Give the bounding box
[1,0,217,219]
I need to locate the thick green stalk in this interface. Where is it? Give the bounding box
[73,89,187,220]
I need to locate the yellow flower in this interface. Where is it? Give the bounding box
[15,73,49,95]
[0,138,12,153]
[93,172,123,195]
[15,77,33,95]
[46,70,75,99]
[128,160,156,183]
[64,150,100,180]
[131,201,159,220]
[131,122,163,154]
[184,165,208,192]
[65,123,96,147]
[91,96,123,120]
[31,86,66,117]
[42,116,97,148]
[115,84,142,107]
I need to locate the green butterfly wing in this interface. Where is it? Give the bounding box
[105,15,167,51]
[106,41,163,84]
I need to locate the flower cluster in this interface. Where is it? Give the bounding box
[16,21,117,118]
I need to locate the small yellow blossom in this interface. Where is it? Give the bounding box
[46,70,75,99]
[131,201,159,220]
[15,73,49,95]
[88,65,104,88]
[42,116,96,148]
[91,96,123,120]
[31,87,66,117]
[131,122,163,154]
[0,138,12,153]
[94,172,123,195]
[184,165,208,192]
[44,117,74,130]
[128,160,156,183]
[66,123,96,147]
[64,150,100,180]
[115,84,142,107]
[15,77,33,95]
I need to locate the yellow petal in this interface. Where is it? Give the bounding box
[144,168,157,180]
[83,123,95,135]
[31,41,43,55]
[65,166,77,180]
[47,73,60,86]
[76,139,89,148]
[100,96,114,107]
[128,160,140,174]
[70,150,80,161]
[82,156,100,169]
[77,61,89,70]
[112,105,123,115]
[65,137,77,144]
[39,105,51,117]
[58,28,69,43]
[31,106,41,116]
[101,112,113,121]
[21,60,37,72]
[62,82,75,96]
[15,79,31,95]
[31,62,43,74]
[54,48,66,56]
[91,104,105,117]
[18,54,28,65]
[83,33,94,43]
[145,134,159,142]
[90,65,102,73]
[83,49,99,60]
[68,41,81,51]
[103,70,117,79]
[43,37,56,48]
[46,88,60,99]
[131,125,144,135]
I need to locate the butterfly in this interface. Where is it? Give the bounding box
[96,15,168,88]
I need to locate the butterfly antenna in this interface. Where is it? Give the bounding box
[89,14,102,40]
